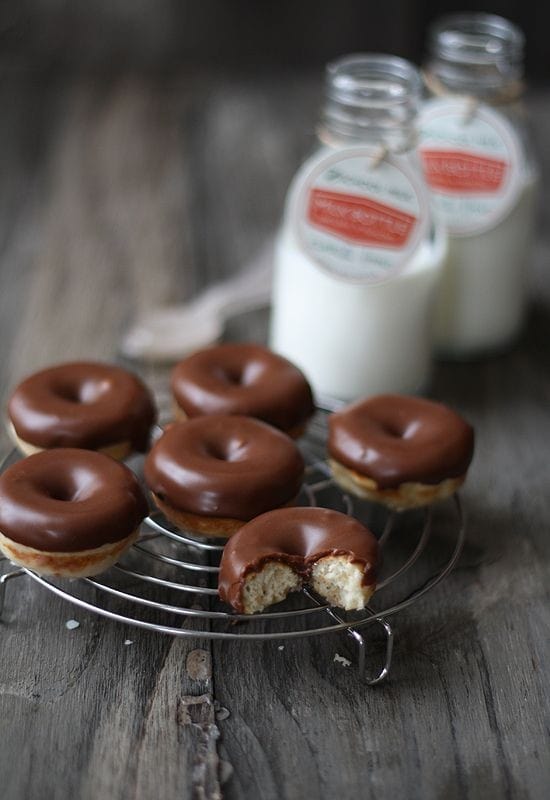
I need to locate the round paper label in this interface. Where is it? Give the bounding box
[293,147,430,285]
[418,99,522,236]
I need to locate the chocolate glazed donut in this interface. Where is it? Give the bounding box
[144,415,305,537]
[0,449,148,577]
[8,361,157,458]
[171,343,314,437]
[328,394,475,510]
[218,507,378,613]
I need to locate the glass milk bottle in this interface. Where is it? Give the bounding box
[419,13,538,357]
[269,54,446,405]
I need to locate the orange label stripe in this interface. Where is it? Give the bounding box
[307,188,417,248]
[421,149,508,193]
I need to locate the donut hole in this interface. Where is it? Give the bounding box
[55,378,111,405]
[47,485,75,502]
[34,477,78,503]
[379,420,406,438]
[204,441,230,461]
[54,383,82,403]
[215,361,263,388]
[203,437,247,462]
[32,466,100,503]
[378,418,422,440]
[214,365,245,386]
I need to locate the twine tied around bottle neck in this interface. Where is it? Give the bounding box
[316,124,417,168]
[422,68,524,122]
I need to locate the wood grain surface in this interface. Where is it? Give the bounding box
[1,70,549,800]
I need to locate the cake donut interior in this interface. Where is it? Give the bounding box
[218,506,378,613]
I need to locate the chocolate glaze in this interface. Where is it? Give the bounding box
[144,415,305,520]
[0,449,148,551]
[218,507,378,612]
[328,394,474,489]
[8,362,157,452]
[171,343,314,432]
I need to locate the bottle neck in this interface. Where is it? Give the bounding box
[425,13,524,103]
[319,54,421,152]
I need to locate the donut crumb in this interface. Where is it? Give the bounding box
[242,562,301,614]
[311,555,373,611]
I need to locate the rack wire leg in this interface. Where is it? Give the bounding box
[303,589,394,684]
[336,609,393,685]
[0,568,26,620]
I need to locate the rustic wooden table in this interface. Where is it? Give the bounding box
[1,69,549,800]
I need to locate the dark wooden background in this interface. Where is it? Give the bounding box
[0,3,550,797]
[1,0,549,79]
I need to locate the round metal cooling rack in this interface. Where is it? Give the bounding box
[0,446,466,685]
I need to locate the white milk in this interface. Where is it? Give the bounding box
[432,177,536,356]
[269,54,446,404]
[421,13,538,357]
[270,224,446,402]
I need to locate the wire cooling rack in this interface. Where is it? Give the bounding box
[0,418,466,685]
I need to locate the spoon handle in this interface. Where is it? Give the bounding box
[199,244,273,319]
[120,241,273,361]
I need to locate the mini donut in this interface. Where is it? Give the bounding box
[144,415,305,538]
[171,343,314,437]
[328,394,474,510]
[0,449,148,577]
[8,361,157,459]
[218,507,378,614]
